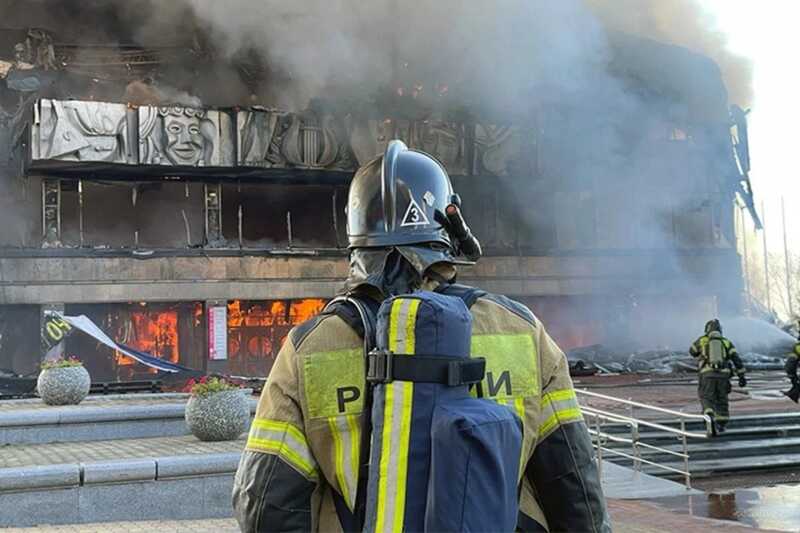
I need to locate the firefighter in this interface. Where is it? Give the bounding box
[783,334,800,402]
[689,319,746,436]
[232,140,610,533]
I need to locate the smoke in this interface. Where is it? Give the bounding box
[587,0,753,106]
[0,0,758,353]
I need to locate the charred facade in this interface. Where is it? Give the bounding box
[0,5,756,380]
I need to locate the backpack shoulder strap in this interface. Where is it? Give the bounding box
[435,283,487,309]
[324,295,378,350]
[320,294,378,532]
[437,283,537,326]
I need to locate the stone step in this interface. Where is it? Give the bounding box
[0,434,245,527]
[617,451,800,479]
[603,424,800,446]
[598,411,800,434]
[604,435,800,463]
[0,393,257,445]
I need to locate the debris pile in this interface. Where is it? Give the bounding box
[567,344,787,376]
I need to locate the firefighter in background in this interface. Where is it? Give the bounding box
[689,319,747,436]
[232,140,610,532]
[783,333,800,402]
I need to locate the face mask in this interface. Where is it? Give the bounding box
[344,245,454,297]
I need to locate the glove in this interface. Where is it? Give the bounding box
[738,375,747,388]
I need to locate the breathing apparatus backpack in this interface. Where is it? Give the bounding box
[324,289,522,532]
[705,331,728,370]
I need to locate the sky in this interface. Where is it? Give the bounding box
[702,0,800,254]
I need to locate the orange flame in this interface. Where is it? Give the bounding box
[114,309,179,373]
[226,299,326,370]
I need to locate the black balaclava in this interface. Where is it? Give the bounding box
[343,245,455,298]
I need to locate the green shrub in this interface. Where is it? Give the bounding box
[41,356,83,370]
[189,376,239,397]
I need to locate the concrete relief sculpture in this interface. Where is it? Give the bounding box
[359,118,468,175]
[416,121,467,176]
[36,99,129,163]
[270,112,355,170]
[237,109,283,167]
[31,98,533,177]
[139,106,220,167]
[346,117,383,166]
[474,124,522,177]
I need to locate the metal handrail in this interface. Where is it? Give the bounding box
[582,405,708,440]
[577,389,710,489]
[576,389,712,428]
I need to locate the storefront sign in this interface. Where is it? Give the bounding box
[208,306,228,360]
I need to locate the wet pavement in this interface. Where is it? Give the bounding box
[654,484,800,532]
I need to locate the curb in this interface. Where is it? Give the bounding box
[0,399,257,427]
[0,452,243,493]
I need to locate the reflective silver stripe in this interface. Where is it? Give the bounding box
[246,419,317,479]
[331,414,359,508]
[540,392,580,421]
[381,381,407,530]
[393,298,413,353]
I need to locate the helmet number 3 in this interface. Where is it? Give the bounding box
[401,194,430,227]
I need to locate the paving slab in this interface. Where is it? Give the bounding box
[0,434,244,469]
[1,501,774,532]
[0,393,192,412]
[601,461,701,499]
[609,499,775,532]
[1,518,239,532]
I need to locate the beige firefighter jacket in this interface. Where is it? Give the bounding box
[233,285,609,532]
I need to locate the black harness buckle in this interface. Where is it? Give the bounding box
[366,349,394,384]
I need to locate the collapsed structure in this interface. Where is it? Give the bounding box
[0,3,757,382]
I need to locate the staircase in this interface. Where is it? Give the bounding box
[0,393,256,527]
[601,412,800,479]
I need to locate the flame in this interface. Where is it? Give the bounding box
[114,309,179,373]
[226,299,326,373]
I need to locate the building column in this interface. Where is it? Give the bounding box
[42,178,61,246]
[204,183,222,245]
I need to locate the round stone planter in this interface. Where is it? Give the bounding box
[37,365,91,406]
[185,389,250,441]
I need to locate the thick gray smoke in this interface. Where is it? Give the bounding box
[0,0,760,353]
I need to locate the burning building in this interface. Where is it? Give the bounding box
[0,1,758,381]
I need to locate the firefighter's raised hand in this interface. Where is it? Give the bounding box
[738,375,747,388]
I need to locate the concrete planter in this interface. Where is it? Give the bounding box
[37,366,91,406]
[185,389,249,441]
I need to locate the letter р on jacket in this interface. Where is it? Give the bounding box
[232,288,611,533]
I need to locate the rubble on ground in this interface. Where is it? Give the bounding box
[567,344,787,375]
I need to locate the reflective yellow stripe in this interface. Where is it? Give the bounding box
[539,389,583,439]
[539,407,583,438]
[376,300,404,531]
[376,379,394,532]
[328,413,360,509]
[329,416,350,504]
[498,396,527,479]
[388,298,403,351]
[700,366,731,374]
[543,389,576,403]
[376,298,418,533]
[346,413,361,486]
[246,419,318,479]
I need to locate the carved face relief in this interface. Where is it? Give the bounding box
[164,115,205,166]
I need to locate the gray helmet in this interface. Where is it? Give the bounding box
[347,140,455,249]
[705,319,722,334]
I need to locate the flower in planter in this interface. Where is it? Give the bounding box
[185,376,250,441]
[40,355,83,370]
[37,355,91,405]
